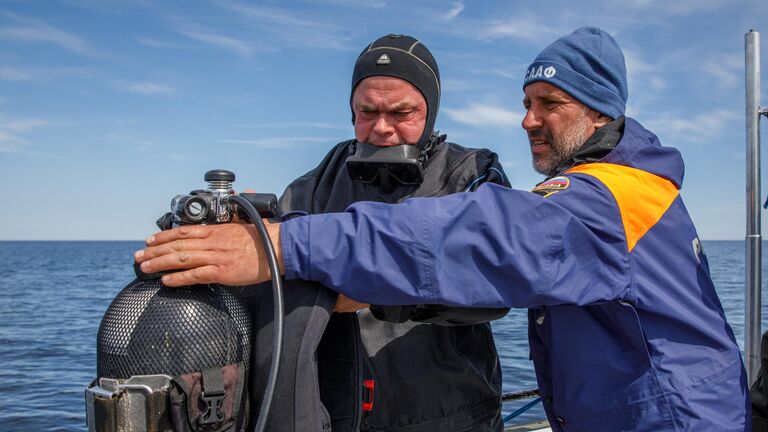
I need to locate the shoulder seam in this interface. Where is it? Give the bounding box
[566,163,678,252]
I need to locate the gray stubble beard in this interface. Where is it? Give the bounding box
[532,107,590,176]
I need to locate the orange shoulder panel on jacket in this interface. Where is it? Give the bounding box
[566,163,679,252]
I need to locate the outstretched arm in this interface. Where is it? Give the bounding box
[136,181,629,309]
[280,182,629,308]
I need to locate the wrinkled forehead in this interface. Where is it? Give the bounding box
[352,76,427,106]
[524,81,568,98]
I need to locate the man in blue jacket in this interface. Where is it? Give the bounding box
[136,27,751,431]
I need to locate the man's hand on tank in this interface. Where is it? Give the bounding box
[134,222,283,287]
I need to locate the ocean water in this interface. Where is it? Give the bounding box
[0,240,764,430]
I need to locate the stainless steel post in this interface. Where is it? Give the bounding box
[745,29,762,385]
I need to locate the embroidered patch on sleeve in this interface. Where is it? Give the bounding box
[531,176,570,197]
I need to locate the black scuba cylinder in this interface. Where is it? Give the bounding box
[96,280,252,380]
[85,170,283,432]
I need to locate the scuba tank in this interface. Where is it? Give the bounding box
[85,170,284,432]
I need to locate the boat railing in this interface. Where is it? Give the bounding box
[501,389,541,423]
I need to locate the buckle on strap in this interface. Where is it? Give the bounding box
[199,367,225,425]
[200,392,225,425]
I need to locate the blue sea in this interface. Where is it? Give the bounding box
[0,240,765,430]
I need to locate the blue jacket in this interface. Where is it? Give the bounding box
[281,118,750,431]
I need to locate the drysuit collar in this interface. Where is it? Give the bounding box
[548,116,625,178]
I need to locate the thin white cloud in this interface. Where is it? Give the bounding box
[0,63,97,82]
[622,48,666,95]
[438,0,737,50]
[478,16,566,42]
[106,133,158,151]
[0,12,92,55]
[218,3,353,51]
[55,0,138,13]
[439,51,528,81]
[443,2,465,21]
[638,46,743,95]
[219,137,333,149]
[231,122,348,131]
[643,109,740,143]
[444,102,522,128]
[134,36,187,50]
[700,53,742,90]
[1,118,50,130]
[623,48,653,75]
[176,26,258,59]
[442,78,478,92]
[124,81,175,95]
[167,154,190,161]
[0,130,21,153]
[500,159,521,168]
[310,0,388,7]
[620,0,733,16]
[109,79,175,95]
[0,65,32,81]
[648,77,666,92]
[0,115,53,153]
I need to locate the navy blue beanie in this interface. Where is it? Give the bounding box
[523,27,628,119]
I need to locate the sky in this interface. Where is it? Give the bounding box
[1,0,767,240]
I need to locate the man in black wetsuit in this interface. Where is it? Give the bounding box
[276,34,511,431]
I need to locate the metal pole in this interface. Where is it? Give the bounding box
[745,29,762,385]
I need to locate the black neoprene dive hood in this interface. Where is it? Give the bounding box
[349,33,441,148]
[346,34,442,188]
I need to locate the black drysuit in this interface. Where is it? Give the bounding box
[238,138,510,431]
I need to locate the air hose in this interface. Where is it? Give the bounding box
[226,195,284,432]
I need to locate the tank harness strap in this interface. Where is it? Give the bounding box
[147,391,171,428]
[201,367,226,426]
[92,394,118,432]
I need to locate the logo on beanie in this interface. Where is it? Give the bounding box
[376,54,391,65]
[525,65,557,82]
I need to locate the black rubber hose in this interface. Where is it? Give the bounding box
[227,195,284,432]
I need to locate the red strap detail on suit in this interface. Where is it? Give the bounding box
[362,379,375,412]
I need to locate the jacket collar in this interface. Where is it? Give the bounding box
[548,116,625,179]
